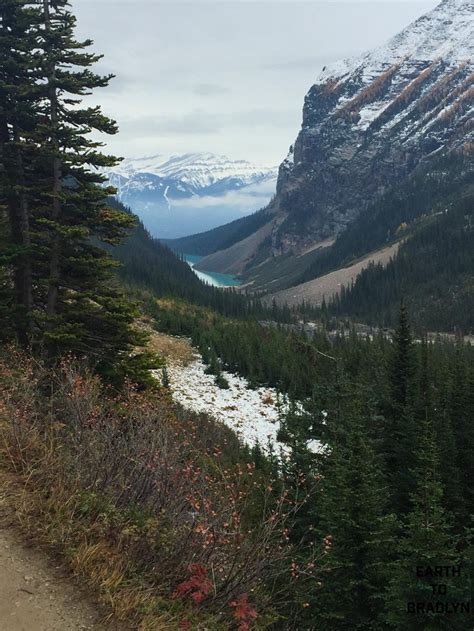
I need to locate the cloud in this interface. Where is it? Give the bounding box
[122,111,220,136]
[193,83,230,96]
[174,178,277,213]
[119,108,296,138]
[74,0,438,163]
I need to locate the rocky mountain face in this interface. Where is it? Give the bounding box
[196,0,473,275]
[107,153,277,239]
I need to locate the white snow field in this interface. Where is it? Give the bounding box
[316,0,473,89]
[166,358,288,453]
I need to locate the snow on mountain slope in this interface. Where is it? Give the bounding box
[113,153,275,192]
[301,0,473,152]
[310,0,474,132]
[301,0,473,157]
[106,152,277,239]
[318,0,473,87]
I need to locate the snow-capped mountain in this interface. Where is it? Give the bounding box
[106,153,277,239]
[275,0,473,247]
[112,153,275,192]
[195,0,473,274]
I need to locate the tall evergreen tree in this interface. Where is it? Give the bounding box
[0,0,156,384]
[384,302,418,514]
[0,0,40,343]
[448,344,474,523]
[309,410,397,630]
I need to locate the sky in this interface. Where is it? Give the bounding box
[72,1,439,165]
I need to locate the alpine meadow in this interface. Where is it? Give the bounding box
[0,1,473,630]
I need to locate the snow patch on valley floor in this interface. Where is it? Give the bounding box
[164,358,290,453]
[148,330,323,455]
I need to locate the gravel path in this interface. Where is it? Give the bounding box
[0,528,105,631]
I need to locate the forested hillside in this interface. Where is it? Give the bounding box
[329,189,474,331]
[298,151,473,286]
[107,198,257,317]
[279,150,474,332]
[150,298,474,627]
[164,206,271,256]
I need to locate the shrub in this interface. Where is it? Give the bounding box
[0,347,297,628]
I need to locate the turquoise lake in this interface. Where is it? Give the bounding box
[183,254,242,288]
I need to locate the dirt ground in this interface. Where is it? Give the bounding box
[0,481,125,631]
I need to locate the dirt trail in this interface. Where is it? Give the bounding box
[0,526,110,631]
[0,482,124,631]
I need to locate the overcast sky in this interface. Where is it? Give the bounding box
[72,1,439,165]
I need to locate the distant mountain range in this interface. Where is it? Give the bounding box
[106,153,277,239]
[173,0,472,296]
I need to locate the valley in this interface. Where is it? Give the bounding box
[174,0,473,308]
[1,0,473,629]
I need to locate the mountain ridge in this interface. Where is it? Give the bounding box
[111,152,276,191]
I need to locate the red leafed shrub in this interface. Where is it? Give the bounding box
[229,594,258,630]
[173,564,214,604]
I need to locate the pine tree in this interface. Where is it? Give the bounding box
[308,410,398,630]
[448,344,474,523]
[1,0,156,385]
[0,0,40,343]
[0,209,14,341]
[384,416,471,630]
[463,366,474,518]
[389,302,416,411]
[384,302,418,514]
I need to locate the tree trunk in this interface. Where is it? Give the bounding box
[12,133,33,341]
[44,0,62,320]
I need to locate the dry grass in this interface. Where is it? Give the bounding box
[261,393,274,407]
[142,326,196,367]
